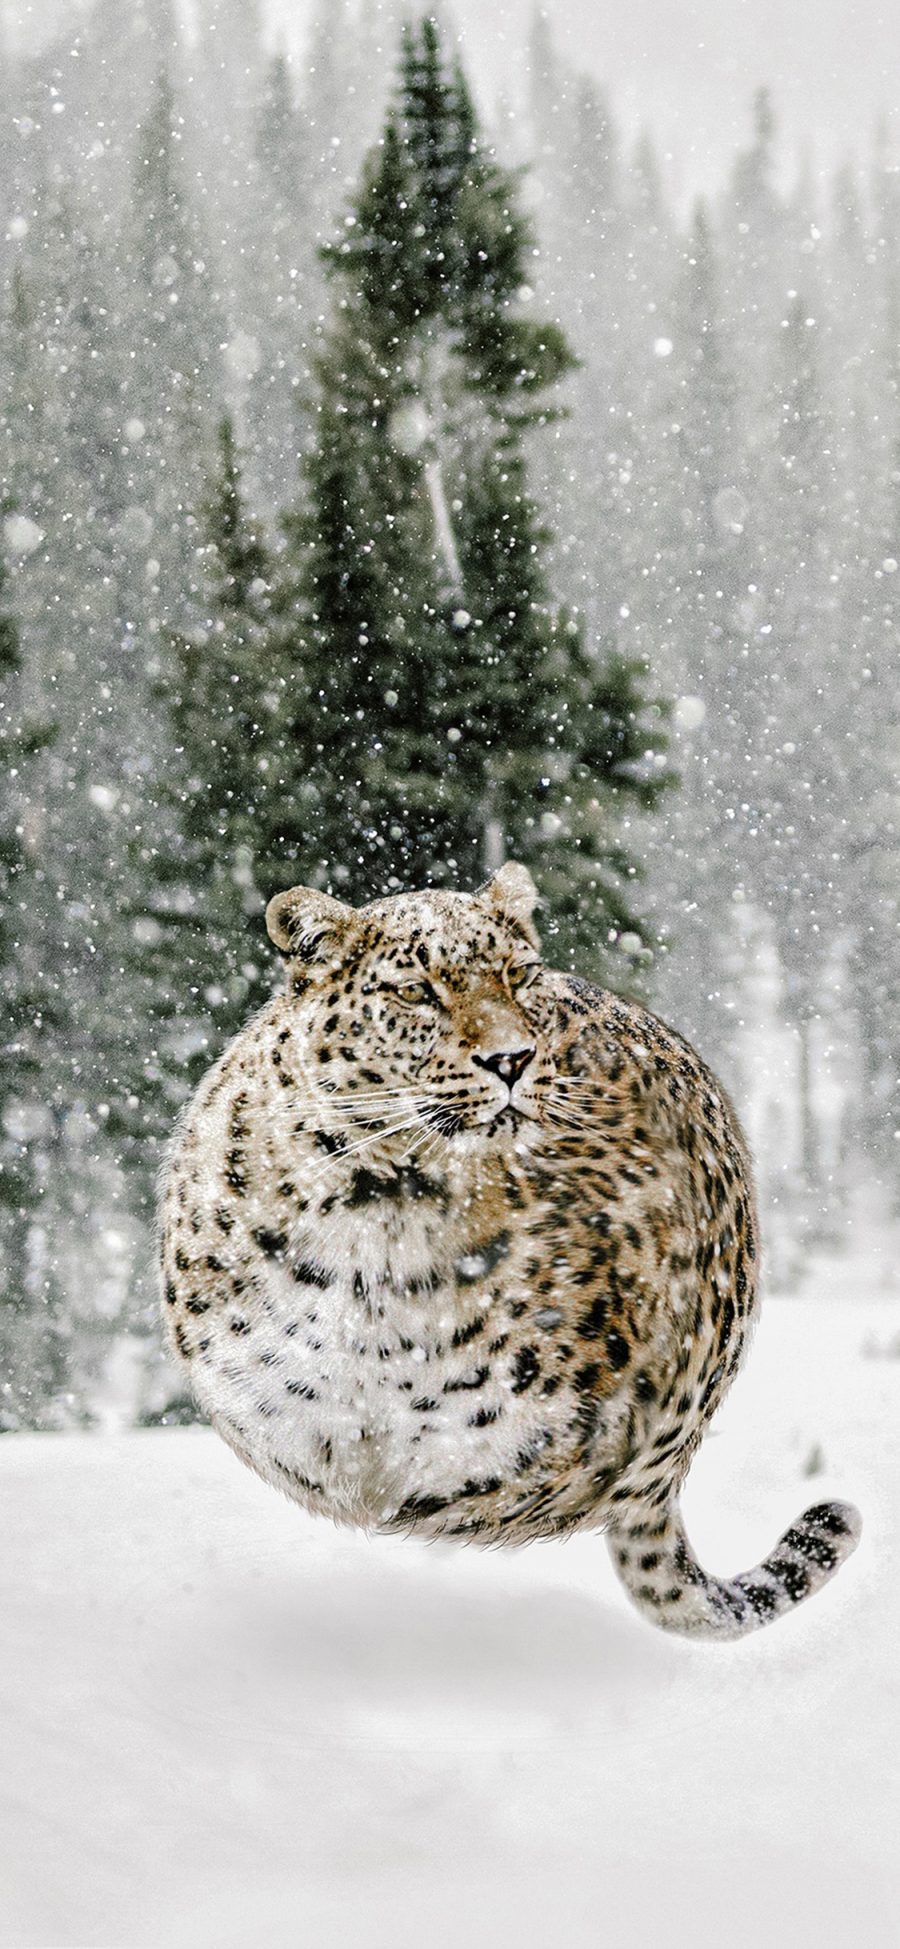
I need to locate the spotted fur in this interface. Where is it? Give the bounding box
[159,863,861,1639]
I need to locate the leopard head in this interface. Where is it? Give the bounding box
[265,864,558,1145]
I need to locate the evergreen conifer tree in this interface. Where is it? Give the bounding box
[126,416,278,1158]
[272,14,671,973]
[0,538,40,1216]
[117,68,224,634]
[525,16,626,650]
[719,88,789,412]
[646,202,753,1068]
[0,529,66,1426]
[752,294,841,1193]
[839,136,900,1176]
[0,181,142,1423]
[240,52,319,513]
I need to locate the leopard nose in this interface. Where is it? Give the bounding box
[473,1046,536,1089]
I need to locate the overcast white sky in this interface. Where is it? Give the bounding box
[448,0,900,192]
[8,0,899,195]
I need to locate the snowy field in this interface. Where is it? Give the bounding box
[3,1296,898,1949]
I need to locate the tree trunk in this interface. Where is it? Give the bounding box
[797,1013,820,1189]
[482,816,505,875]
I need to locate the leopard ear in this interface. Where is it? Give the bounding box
[265,886,356,963]
[478,862,541,947]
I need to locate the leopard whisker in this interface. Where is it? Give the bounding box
[310,1092,475,1132]
[301,1112,431,1190]
[296,1083,474,1109]
[542,1095,593,1132]
[545,1091,592,1122]
[544,1080,605,1098]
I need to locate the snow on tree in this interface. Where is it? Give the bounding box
[0,524,66,1427]
[116,67,224,633]
[640,200,756,1070]
[270,13,672,971]
[128,416,278,1145]
[238,50,317,512]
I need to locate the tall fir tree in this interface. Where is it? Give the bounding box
[645,200,755,1074]
[192,0,265,252]
[720,87,788,403]
[240,51,320,513]
[754,293,842,1193]
[270,14,671,973]
[836,135,900,1177]
[34,0,183,217]
[526,15,627,649]
[0,527,67,1427]
[0,173,156,1422]
[123,415,289,1183]
[116,67,224,636]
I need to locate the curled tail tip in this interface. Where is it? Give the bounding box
[805,1496,862,1540]
[750,1495,862,1625]
[793,1497,862,1560]
[609,1493,862,1641]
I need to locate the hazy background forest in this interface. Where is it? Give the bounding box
[2,0,900,1432]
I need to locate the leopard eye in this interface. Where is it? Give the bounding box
[391,980,439,1007]
[507,961,540,993]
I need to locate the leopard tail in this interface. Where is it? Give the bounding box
[607,1495,862,1640]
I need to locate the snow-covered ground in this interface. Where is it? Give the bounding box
[3,1296,898,1949]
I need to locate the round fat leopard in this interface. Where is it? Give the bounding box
[159,862,861,1639]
